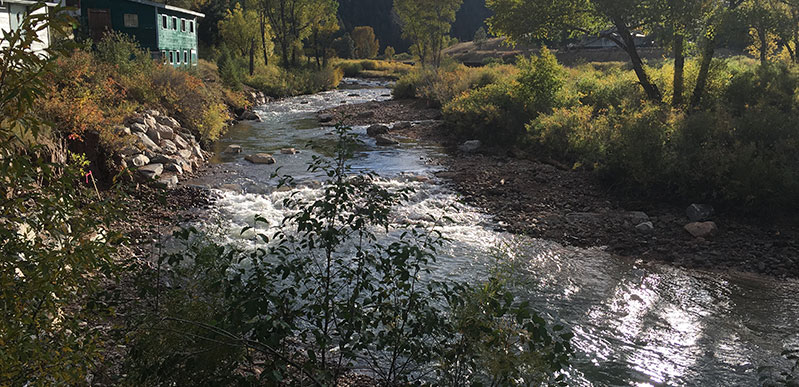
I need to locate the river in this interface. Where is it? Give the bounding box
[187,79,799,386]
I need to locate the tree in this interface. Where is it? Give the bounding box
[218,3,261,75]
[306,0,339,67]
[690,0,747,109]
[486,0,665,102]
[352,26,380,58]
[259,0,337,67]
[649,0,715,107]
[394,0,464,67]
[384,45,396,60]
[333,33,356,58]
[741,0,791,64]
[474,26,488,48]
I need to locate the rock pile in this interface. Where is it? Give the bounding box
[120,110,206,189]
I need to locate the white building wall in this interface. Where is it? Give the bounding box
[0,2,52,54]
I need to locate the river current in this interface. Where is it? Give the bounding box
[187,79,799,386]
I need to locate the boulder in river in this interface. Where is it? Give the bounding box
[458,140,482,153]
[686,204,714,222]
[374,135,399,146]
[318,113,334,123]
[280,148,298,155]
[367,124,390,137]
[238,111,260,121]
[225,144,242,154]
[684,221,717,238]
[245,153,276,164]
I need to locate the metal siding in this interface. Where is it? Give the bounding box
[156,8,198,67]
[81,0,158,51]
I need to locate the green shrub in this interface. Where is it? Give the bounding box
[393,70,424,99]
[517,47,566,114]
[443,80,528,144]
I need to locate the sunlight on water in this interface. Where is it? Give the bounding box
[189,78,799,387]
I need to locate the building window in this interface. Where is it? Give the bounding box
[161,15,167,29]
[161,50,167,64]
[184,50,188,64]
[190,49,195,65]
[189,20,194,33]
[169,51,174,64]
[181,19,186,32]
[123,13,139,28]
[172,17,177,30]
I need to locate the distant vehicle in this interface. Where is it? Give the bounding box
[568,31,655,50]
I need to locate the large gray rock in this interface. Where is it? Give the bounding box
[318,113,334,123]
[374,135,399,146]
[280,148,297,155]
[154,124,176,140]
[134,132,162,152]
[238,111,260,121]
[172,134,189,150]
[635,221,655,233]
[245,153,276,164]
[165,162,183,175]
[129,123,147,133]
[193,144,205,161]
[156,115,181,129]
[225,144,242,154]
[161,139,178,154]
[129,154,150,167]
[393,121,412,130]
[367,124,390,137]
[458,140,482,153]
[144,109,161,117]
[156,174,178,189]
[143,115,158,130]
[684,221,718,238]
[686,204,714,222]
[138,163,163,180]
[177,149,192,160]
[146,126,161,143]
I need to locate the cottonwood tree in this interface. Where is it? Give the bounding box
[259,0,337,67]
[486,0,667,102]
[394,0,464,67]
[352,26,380,58]
[649,0,716,107]
[306,0,339,68]
[690,0,746,108]
[218,2,262,75]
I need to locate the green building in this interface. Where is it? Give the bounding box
[79,0,204,67]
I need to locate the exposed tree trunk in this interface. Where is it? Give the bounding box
[759,27,768,64]
[613,19,662,103]
[691,33,716,109]
[673,33,685,107]
[249,38,255,76]
[260,11,269,66]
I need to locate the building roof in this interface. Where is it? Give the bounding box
[1,0,60,6]
[117,0,205,18]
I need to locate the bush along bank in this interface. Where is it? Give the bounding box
[395,50,799,215]
[39,33,266,188]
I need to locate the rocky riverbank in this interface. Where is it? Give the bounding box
[320,99,799,279]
